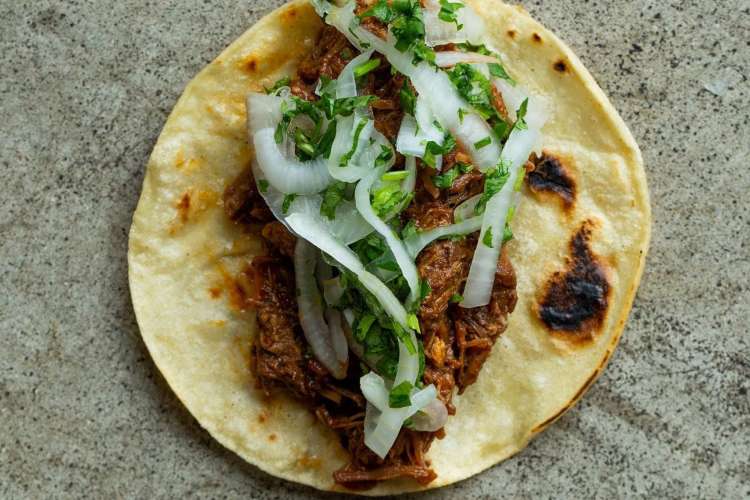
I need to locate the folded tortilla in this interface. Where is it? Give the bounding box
[128,0,650,493]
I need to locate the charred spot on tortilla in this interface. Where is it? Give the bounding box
[507,29,517,39]
[537,221,610,343]
[532,33,543,43]
[553,59,568,73]
[176,192,191,223]
[244,56,259,73]
[526,152,576,210]
[208,287,222,299]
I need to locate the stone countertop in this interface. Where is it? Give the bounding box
[1,0,747,498]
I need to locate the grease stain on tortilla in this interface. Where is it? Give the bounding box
[169,189,220,234]
[526,152,577,210]
[297,454,322,469]
[258,409,270,424]
[176,192,191,223]
[217,262,255,312]
[553,59,569,73]
[536,221,611,345]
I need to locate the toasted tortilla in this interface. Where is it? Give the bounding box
[128,0,651,494]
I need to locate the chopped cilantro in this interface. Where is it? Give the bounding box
[355,314,377,342]
[320,181,347,220]
[475,161,511,215]
[514,98,529,131]
[458,107,467,123]
[294,128,316,160]
[282,193,297,215]
[399,80,417,115]
[450,293,464,303]
[354,58,381,79]
[257,179,269,193]
[401,220,419,240]
[448,63,496,120]
[274,122,284,144]
[438,0,464,29]
[503,225,514,243]
[418,279,432,304]
[423,134,457,168]
[375,145,394,168]
[407,313,421,333]
[483,227,494,248]
[339,119,368,167]
[389,381,413,408]
[432,167,460,189]
[264,76,291,94]
[372,182,412,218]
[359,0,435,65]
[488,62,513,83]
[382,170,410,182]
[316,121,337,158]
[474,136,492,149]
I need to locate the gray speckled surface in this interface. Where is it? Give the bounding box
[1,0,748,498]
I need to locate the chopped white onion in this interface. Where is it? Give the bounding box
[461,97,546,308]
[294,239,347,379]
[325,308,349,367]
[337,49,375,98]
[286,213,410,329]
[246,92,285,130]
[355,168,421,303]
[422,0,485,47]
[404,216,483,259]
[435,51,500,68]
[246,95,332,194]
[363,377,438,458]
[328,113,377,183]
[320,2,500,170]
[411,398,449,432]
[454,194,482,223]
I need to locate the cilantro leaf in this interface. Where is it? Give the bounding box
[474,136,492,149]
[257,179,269,193]
[264,76,291,94]
[488,62,513,83]
[438,0,464,29]
[475,161,510,215]
[339,118,368,166]
[483,227,494,248]
[450,293,464,303]
[282,193,297,215]
[407,312,421,333]
[514,98,529,131]
[389,381,413,408]
[432,167,460,189]
[320,181,346,220]
[399,80,417,115]
[354,58,381,79]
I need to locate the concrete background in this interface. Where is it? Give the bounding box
[1,0,747,498]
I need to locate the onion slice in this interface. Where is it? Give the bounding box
[318,2,500,170]
[404,216,483,258]
[294,239,347,379]
[355,168,421,303]
[461,97,546,308]
[435,51,500,68]
[337,49,375,98]
[246,94,332,195]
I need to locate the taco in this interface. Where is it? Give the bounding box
[128,0,650,494]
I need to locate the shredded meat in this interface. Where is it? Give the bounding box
[229,15,519,489]
[261,221,296,258]
[223,169,274,224]
[453,244,517,390]
[249,256,321,400]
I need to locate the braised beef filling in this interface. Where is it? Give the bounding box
[226,23,517,489]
